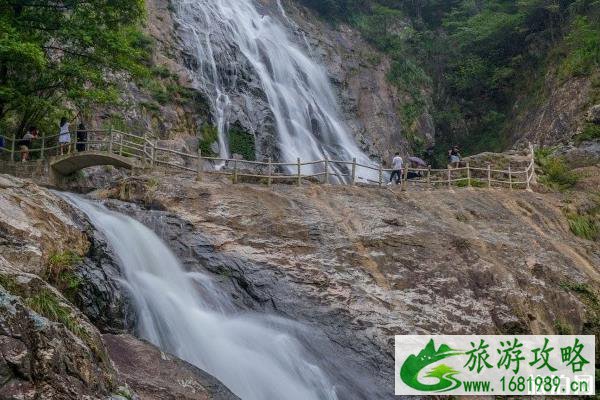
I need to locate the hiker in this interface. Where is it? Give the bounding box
[388,152,403,185]
[448,146,461,168]
[58,117,71,155]
[19,126,38,162]
[76,123,87,152]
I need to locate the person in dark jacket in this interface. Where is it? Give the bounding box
[76,123,87,152]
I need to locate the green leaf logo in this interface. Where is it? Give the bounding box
[400,339,464,392]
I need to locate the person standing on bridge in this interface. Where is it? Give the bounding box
[58,117,71,155]
[387,152,403,186]
[76,123,87,152]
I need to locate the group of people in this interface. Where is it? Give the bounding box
[387,146,462,185]
[16,117,88,161]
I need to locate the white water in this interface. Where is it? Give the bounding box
[62,193,338,400]
[175,0,376,179]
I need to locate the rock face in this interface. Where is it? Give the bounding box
[510,75,593,147]
[0,174,89,275]
[0,175,249,399]
[103,334,239,400]
[0,258,117,400]
[105,172,600,398]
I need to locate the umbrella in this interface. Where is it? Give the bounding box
[408,156,428,167]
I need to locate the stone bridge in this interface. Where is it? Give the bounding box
[50,151,138,176]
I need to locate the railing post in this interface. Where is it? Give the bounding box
[487,164,492,188]
[233,159,238,184]
[529,142,537,186]
[142,132,147,165]
[151,144,156,167]
[108,126,113,153]
[427,166,431,188]
[402,166,409,191]
[324,159,330,184]
[10,134,15,162]
[297,157,301,186]
[508,164,513,190]
[466,162,471,188]
[351,158,357,185]
[119,133,124,156]
[447,166,452,189]
[40,131,45,160]
[196,148,203,181]
[378,164,383,187]
[267,157,273,187]
[526,163,532,192]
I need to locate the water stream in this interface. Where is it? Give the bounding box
[175,0,376,180]
[61,193,338,400]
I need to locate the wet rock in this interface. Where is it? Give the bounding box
[103,334,239,400]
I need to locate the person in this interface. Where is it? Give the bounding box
[76,122,87,152]
[19,126,38,162]
[58,117,71,155]
[388,152,403,185]
[448,146,461,168]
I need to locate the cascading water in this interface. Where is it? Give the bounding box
[61,193,338,400]
[175,0,376,180]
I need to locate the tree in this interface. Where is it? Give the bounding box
[0,0,150,135]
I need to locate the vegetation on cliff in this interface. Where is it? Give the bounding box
[0,0,152,136]
[298,0,600,161]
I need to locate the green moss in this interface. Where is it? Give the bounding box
[455,178,487,188]
[228,125,256,161]
[198,124,218,157]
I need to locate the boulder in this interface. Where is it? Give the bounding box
[586,104,600,124]
[103,334,239,400]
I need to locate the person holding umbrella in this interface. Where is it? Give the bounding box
[407,156,428,179]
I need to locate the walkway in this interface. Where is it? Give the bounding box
[0,129,537,190]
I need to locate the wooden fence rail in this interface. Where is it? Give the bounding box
[0,129,537,191]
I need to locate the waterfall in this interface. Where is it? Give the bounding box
[175,0,376,180]
[61,193,338,400]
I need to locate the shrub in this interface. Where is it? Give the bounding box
[45,251,83,300]
[198,124,219,157]
[567,214,600,241]
[576,123,600,143]
[535,151,579,191]
[228,125,256,161]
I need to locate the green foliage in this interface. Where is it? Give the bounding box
[0,0,149,136]
[577,123,600,143]
[45,251,83,301]
[568,214,600,240]
[559,16,600,78]
[26,289,87,338]
[229,125,256,161]
[554,320,574,335]
[535,149,579,190]
[300,0,600,159]
[198,124,218,157]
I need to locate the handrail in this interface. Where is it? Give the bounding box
[0,129,538,191]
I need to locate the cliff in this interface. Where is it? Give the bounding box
[99,170,600,397]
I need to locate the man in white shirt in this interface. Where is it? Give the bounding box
[388,152,403,185]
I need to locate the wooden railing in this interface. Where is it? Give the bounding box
[0,129,536,190]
